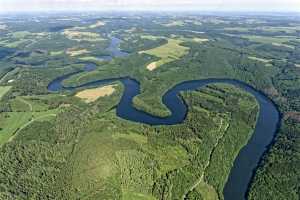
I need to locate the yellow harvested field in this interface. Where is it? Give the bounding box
[63,29,104,42]
[66,48,90,57]
[146,62,157,71]
[89,21,106,28]
[139,39,189,70]
[75,85,117,103]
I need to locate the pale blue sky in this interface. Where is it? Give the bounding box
[0,0,299,12]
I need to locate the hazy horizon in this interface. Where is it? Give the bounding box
[0,0,299,13]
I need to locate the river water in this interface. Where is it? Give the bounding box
[47,37,280,200]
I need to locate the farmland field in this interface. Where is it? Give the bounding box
[139,38,189,70]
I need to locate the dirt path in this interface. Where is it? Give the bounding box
[182,118,228,200]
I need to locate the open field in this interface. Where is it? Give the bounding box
[63,29,104,42]
[0,39,31,48]
[89,21,106,28]
[239,35,299,48]
[140,35,164,40]
[191,38,209,43]
[141,37,208,71]
[248,56,272,63]
[225,26,300,34]
[146,62,157,71]
[271,42,295,49]
[75,84,117,103]
[258,26,300,33]
[162,20,185,27]
[79,56,102,62]
[66,48,90,56]
[50,50,64,56]
[0,86,11,100]
[0,108,58,145]
[0,93,61,145]
[139,38,189,71]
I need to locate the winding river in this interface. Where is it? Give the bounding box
[47,37,280,200]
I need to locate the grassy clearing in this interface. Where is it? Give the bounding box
[79,56,101,62]
[0,108,58,145]
[224,26,300,34]
[162,20,185,27]
[248,56,272,63]
[140,35,165,40]
[191,38,209,43]
[63,29,104,42]
[122,191,156,200]
[89,21,106,28]
[242,35,291,43]
[2,39,31,48]
[240,35,299,48]
[142,144,189,175]
[11,31,31,39]
[0,94,60,145]
[66,48,90,57]
[0,86,11,100]
[10,97,31,112]
[112,133,148,145]
[139,38,189,71]
[8,112,57,142]
[0,31,48,48]
[50,50,64,56]
[196,180,219,200]
[0,112,32,144]
[69,131,122,198]
[10,96,51,112]
[258,26,300,34]
[271,42,294,49]
[75,84,117,103]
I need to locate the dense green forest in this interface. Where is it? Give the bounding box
[0,13,299,199]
